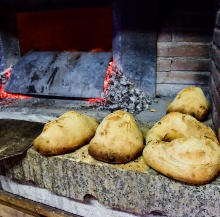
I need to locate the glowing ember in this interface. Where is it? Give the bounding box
[0,68,31,99]
[88,61,115,104]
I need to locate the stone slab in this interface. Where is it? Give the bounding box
[1,144,220,217]
[5,51,112,98]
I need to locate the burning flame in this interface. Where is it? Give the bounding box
[88,61,115,104]
[0,68,31,99]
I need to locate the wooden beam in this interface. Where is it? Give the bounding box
[0,190,78,217]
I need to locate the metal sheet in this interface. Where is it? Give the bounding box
[5,51,112,98]
[0,119,44,160]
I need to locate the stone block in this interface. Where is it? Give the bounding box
[1,146,220,217]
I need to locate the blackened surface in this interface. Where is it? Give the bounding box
[0,0,112,12]
[0,7,20,71]
[0,119,44,160]
[5,51,112,98]
[112,0,157,97]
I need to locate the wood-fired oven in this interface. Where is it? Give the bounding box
[0,0,219,216]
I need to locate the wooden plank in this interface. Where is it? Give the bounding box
[0,190,78,217]
[0,200,39,217]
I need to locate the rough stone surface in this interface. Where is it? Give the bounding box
[5,51,112,98]
[0,143,220,217]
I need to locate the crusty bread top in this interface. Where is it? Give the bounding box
[166,86,209,121]
[88,110,144,163]
[146,112,219,145]
[143,136,220,184]
[34,111,99,155]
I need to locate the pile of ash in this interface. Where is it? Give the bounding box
[91,64,152,114]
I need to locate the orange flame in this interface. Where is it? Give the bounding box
[87,61,115,104]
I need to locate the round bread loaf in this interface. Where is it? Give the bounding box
[33,111,99,155]
[146,112,218,145]
[143,136,220,185]
[143,112,220,184]
[88,110,144,163]
[166,86,209,120]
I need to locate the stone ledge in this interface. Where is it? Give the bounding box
[1,145,220,217]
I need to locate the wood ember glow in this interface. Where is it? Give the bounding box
[0,68,30,99]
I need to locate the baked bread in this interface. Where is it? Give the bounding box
[146,112,219,145]
[88,110,144,163]
[166,86,209,120]
[143,136,220,185]
[143,112,220,184]
[33,111,99,155]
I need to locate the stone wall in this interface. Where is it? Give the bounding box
[156,0,216,97]
[211,1,220,141]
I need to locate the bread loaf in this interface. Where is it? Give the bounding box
[166,86,209,120]
[88,110,144,163]
[34,111,99,155]
[143,136,220,184]
[143,112,220,184]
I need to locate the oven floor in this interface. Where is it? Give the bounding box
[0,96,214,130]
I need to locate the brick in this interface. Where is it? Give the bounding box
[157,30,172,42]
[211,44,220,70]
[173,30,213,43]
[157,71,210,85]
[171,13,214,30]
[156,84,209,98]
[215,10,220,27]
[213,28,220,48]
[157,43,211,58]
[211,76,220,116]
[211,103,220,141]
[172,58,211,71]
[157,59,171,71]
[211,61,220,97]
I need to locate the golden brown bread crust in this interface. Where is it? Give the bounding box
[146,112,219,145]
[143,136,220,185]
[88,110,144,164]
[143,112,220,184]
[33,111,99,155]
[166,86,209,121]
